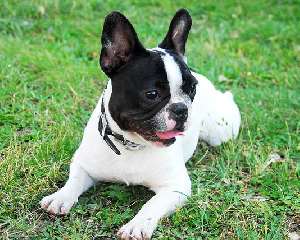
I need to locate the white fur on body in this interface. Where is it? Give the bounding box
[40,70,240,239]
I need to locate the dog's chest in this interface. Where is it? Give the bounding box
[77,138,184,188]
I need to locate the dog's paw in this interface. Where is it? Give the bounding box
[117,217,157,240]
[40,189,77,215]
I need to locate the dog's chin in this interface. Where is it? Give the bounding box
[155,137,177,147]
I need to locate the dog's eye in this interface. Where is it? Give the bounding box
[145,90,159,100]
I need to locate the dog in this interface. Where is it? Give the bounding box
[40,9,241,239]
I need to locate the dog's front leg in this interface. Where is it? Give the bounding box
[118,174,191,240]
[40,161,94,215]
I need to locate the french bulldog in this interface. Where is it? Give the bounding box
[40,9,241,240]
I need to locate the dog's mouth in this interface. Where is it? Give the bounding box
[135,130,184,147]
[128,118,186,147]
[156,130,184,140]
[151,130,184,147]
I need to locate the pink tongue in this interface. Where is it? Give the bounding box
[156,131,184,140]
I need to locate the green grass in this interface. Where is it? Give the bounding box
[0,0,299,239]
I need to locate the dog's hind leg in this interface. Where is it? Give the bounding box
[198,91,241,146]
[192,72,241,146]
[40,160,94,215]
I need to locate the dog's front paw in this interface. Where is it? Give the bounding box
[40,189,77,215]
[117,216,157,240]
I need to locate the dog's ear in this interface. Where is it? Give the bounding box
[158,9,192,56]
[100,12,146,76]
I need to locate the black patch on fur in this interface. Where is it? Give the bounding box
[165,50,198,101]
[108,50,171,131]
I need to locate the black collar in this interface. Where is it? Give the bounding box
[98,96,145,155]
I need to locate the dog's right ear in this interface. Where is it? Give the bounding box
[100,12,147,76]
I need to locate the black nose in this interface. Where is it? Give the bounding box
[169,103,188,122]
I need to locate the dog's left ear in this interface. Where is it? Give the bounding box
[158,9,192,56]
[100,11,147,76]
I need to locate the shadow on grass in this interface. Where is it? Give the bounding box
[33,183,153,238]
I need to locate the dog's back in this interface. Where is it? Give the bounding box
[181,72,240,161]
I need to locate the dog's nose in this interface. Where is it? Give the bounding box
[169,103,188,122]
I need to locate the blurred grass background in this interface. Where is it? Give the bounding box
[0,0,299,239]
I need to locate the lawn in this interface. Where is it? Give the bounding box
[0,0,299,239]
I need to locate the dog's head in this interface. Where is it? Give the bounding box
[100,9,197,146]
